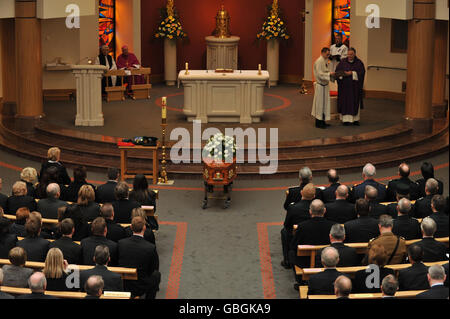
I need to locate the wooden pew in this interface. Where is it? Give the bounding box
[0,286,131,299]
[104,69,127,102]
[0,259,138,281]
[299,286,426,299]
[130,67,151,100]
[296,260,448,279]
[296,237,449,269]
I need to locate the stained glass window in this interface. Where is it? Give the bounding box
[99,0,116,57]
[332,0,351,46]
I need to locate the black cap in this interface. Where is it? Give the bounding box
[396,183,410,196]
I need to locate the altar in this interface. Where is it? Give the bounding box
[178,70,269,124]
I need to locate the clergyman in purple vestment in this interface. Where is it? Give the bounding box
[335,48,366,126]
[116,45,145,93]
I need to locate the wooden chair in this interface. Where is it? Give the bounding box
[130,67,151,100]
[300,286,426,299]
[0,286,131,299]
[104,69,127,102]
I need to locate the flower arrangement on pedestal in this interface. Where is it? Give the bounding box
[256,0,289,41]
[154,0,187,40]
[202,133,237,163]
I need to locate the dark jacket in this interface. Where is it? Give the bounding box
[284,200,312,232]
[416,284,449,299]
[9,223,27,237]
[80,235,118,266]
[118,235,160,297]
[45,272,71,291]
[308,269,345,295]
[78,202,101,223]
[0,291,14,299]
[23,181,36,199]
[283,184,323,210]
[49,236,82,265]
[352,267,395,293]
[63,182,96,203]
[17,236,50,262]
[314,242,360,268]
[105,219,127,243]
[351,179,387,203]
[429,211,449,238]
[0,233,18,259]
[414,195,434,219]
[321,183,341,204]
[39,161,71,186]
[368,200,388,219]
[96,181,118,204]
[0,192,7,210]
[398,262,429,291]
[37,197,68,219]
[80,264,123,292]
[392,215,421,240]
[386,177,420,201]
[416,178,444,198]
[5,195,37,215]
[112,199,141,224]
[415,237,448,262]
[124,225,155,245]
[16,292,58,299]
[325,199,357,224]
[344,216,380,243]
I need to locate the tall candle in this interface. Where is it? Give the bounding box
[162,97,167,120]
[258,64,262,74]
[162,96,167,105]
[185,62,189,71]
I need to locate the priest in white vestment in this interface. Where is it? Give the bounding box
[311,47,334,129]
[329,34,348,92]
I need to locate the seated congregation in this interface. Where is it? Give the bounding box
[0,147,160,299]
[281,163,449,299]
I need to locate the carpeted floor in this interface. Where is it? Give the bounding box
[0,148,448,299]
[43,84,405,142]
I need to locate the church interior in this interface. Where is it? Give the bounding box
[0,0,448,302]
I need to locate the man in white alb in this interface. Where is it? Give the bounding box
[329,33,348,92]
[311,47,335,129]
[95,45,118,93]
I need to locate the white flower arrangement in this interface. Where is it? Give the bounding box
[203,133,237,163]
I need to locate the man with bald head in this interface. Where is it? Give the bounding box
[36,183,68,219]
[308,247,346,295]
[334,275,352,299]
[414,178,440,218]
[351,163,387,202]
[387,163,420,201]
[96,44,118,93]
[364,185,388,219]
[289,199,336,287]
[322,169,341,203]
[325,185,357,223]
[16,272,57,299]
[392,198,421,240]
[84,275,104,299]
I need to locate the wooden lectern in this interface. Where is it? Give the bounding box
[130,67,152,100]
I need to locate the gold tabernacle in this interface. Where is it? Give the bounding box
[213,5,231,38]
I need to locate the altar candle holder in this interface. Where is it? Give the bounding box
[158,97,169,184]
[258,64,262,75]
[185,62,189,75]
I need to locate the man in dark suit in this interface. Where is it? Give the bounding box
[386,183,415,218]
[0,218,18,259]
[398,244,429,290]
[49,218,81,264]
[322,169,341,204]
[380,275,398,298]
[80,245,123,292]
[415,217,448,262]
[16,213,49,262]
[414,178,439,218]
[365,186,388,219]
[118,216,161,299]
[429,195,449,238]
[308,247,345,295]
[344,199,380,243]
[96,168,119,204]
[16,272,58,299]
[112,182,141,224]
[325,185,357,223]
[80,217,118,266]
[416,162,444,198]
[416,265,449,299]
[36,183,68,219]
[283,167,323,210]
[0,177,7,210]
[392,198,421,240]
[386,163,420,202]
[350,163,386,203]
[334,275,352,299]
[100,203,126,242]
[39,147,71,186]
[6,181,36,214]
[314,224,360,267]
[84,275,104,299]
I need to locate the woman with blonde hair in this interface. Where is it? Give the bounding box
[20,167,38,198]
[39,146,71,185]
[123,207,155,244]
[76,184,100,222]
[5,181,36,214]
[43,248,70,291]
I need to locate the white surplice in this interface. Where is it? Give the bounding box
[311,56,331,121]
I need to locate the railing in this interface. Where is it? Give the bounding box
[367,65,407,71]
